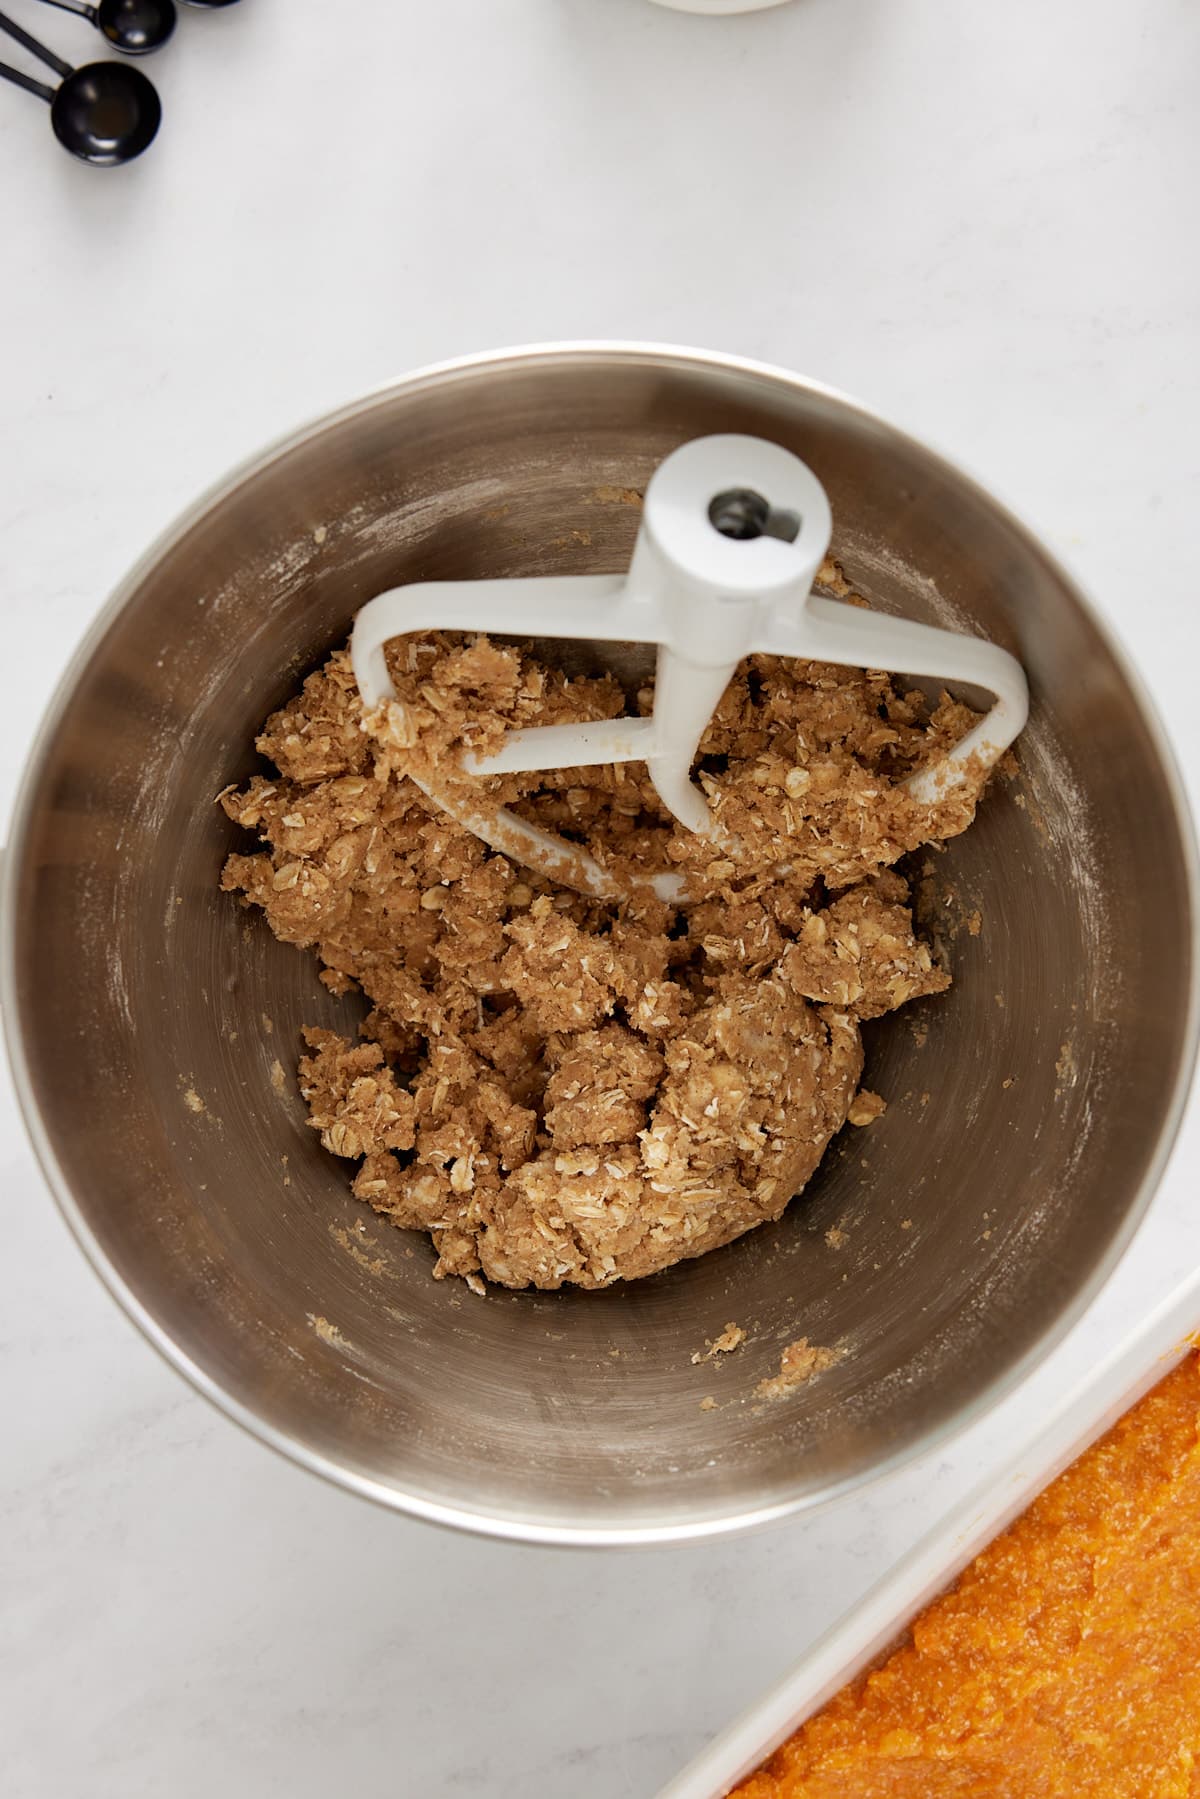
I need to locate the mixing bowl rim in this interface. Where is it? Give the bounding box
[4,340,1198,1546]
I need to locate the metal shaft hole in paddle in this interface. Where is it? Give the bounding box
[708,487,801,543]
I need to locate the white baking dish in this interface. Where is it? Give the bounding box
[659,1269,1200,1799]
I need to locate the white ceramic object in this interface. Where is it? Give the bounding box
[659,1268,1200,1798]
[351,435,1028,901]
[649,0,793,13]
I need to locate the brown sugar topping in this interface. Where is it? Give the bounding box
[221,599,988,1290]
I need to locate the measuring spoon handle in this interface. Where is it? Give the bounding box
[36,0,97,15]
[0,8,73,79]
[0,58,56,101]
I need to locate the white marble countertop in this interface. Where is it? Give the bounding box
[2,2,1198,1795]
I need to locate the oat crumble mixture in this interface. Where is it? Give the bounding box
[220,564,987,1292]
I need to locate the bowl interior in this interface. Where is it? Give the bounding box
[6,349,1195,1539]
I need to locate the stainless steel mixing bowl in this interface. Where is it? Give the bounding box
[4,344,1196,1544]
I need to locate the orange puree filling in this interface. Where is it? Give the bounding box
[732,1352,1200,1798]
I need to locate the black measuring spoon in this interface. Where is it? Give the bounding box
[0,8,160,162]
[32,0,176,56]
